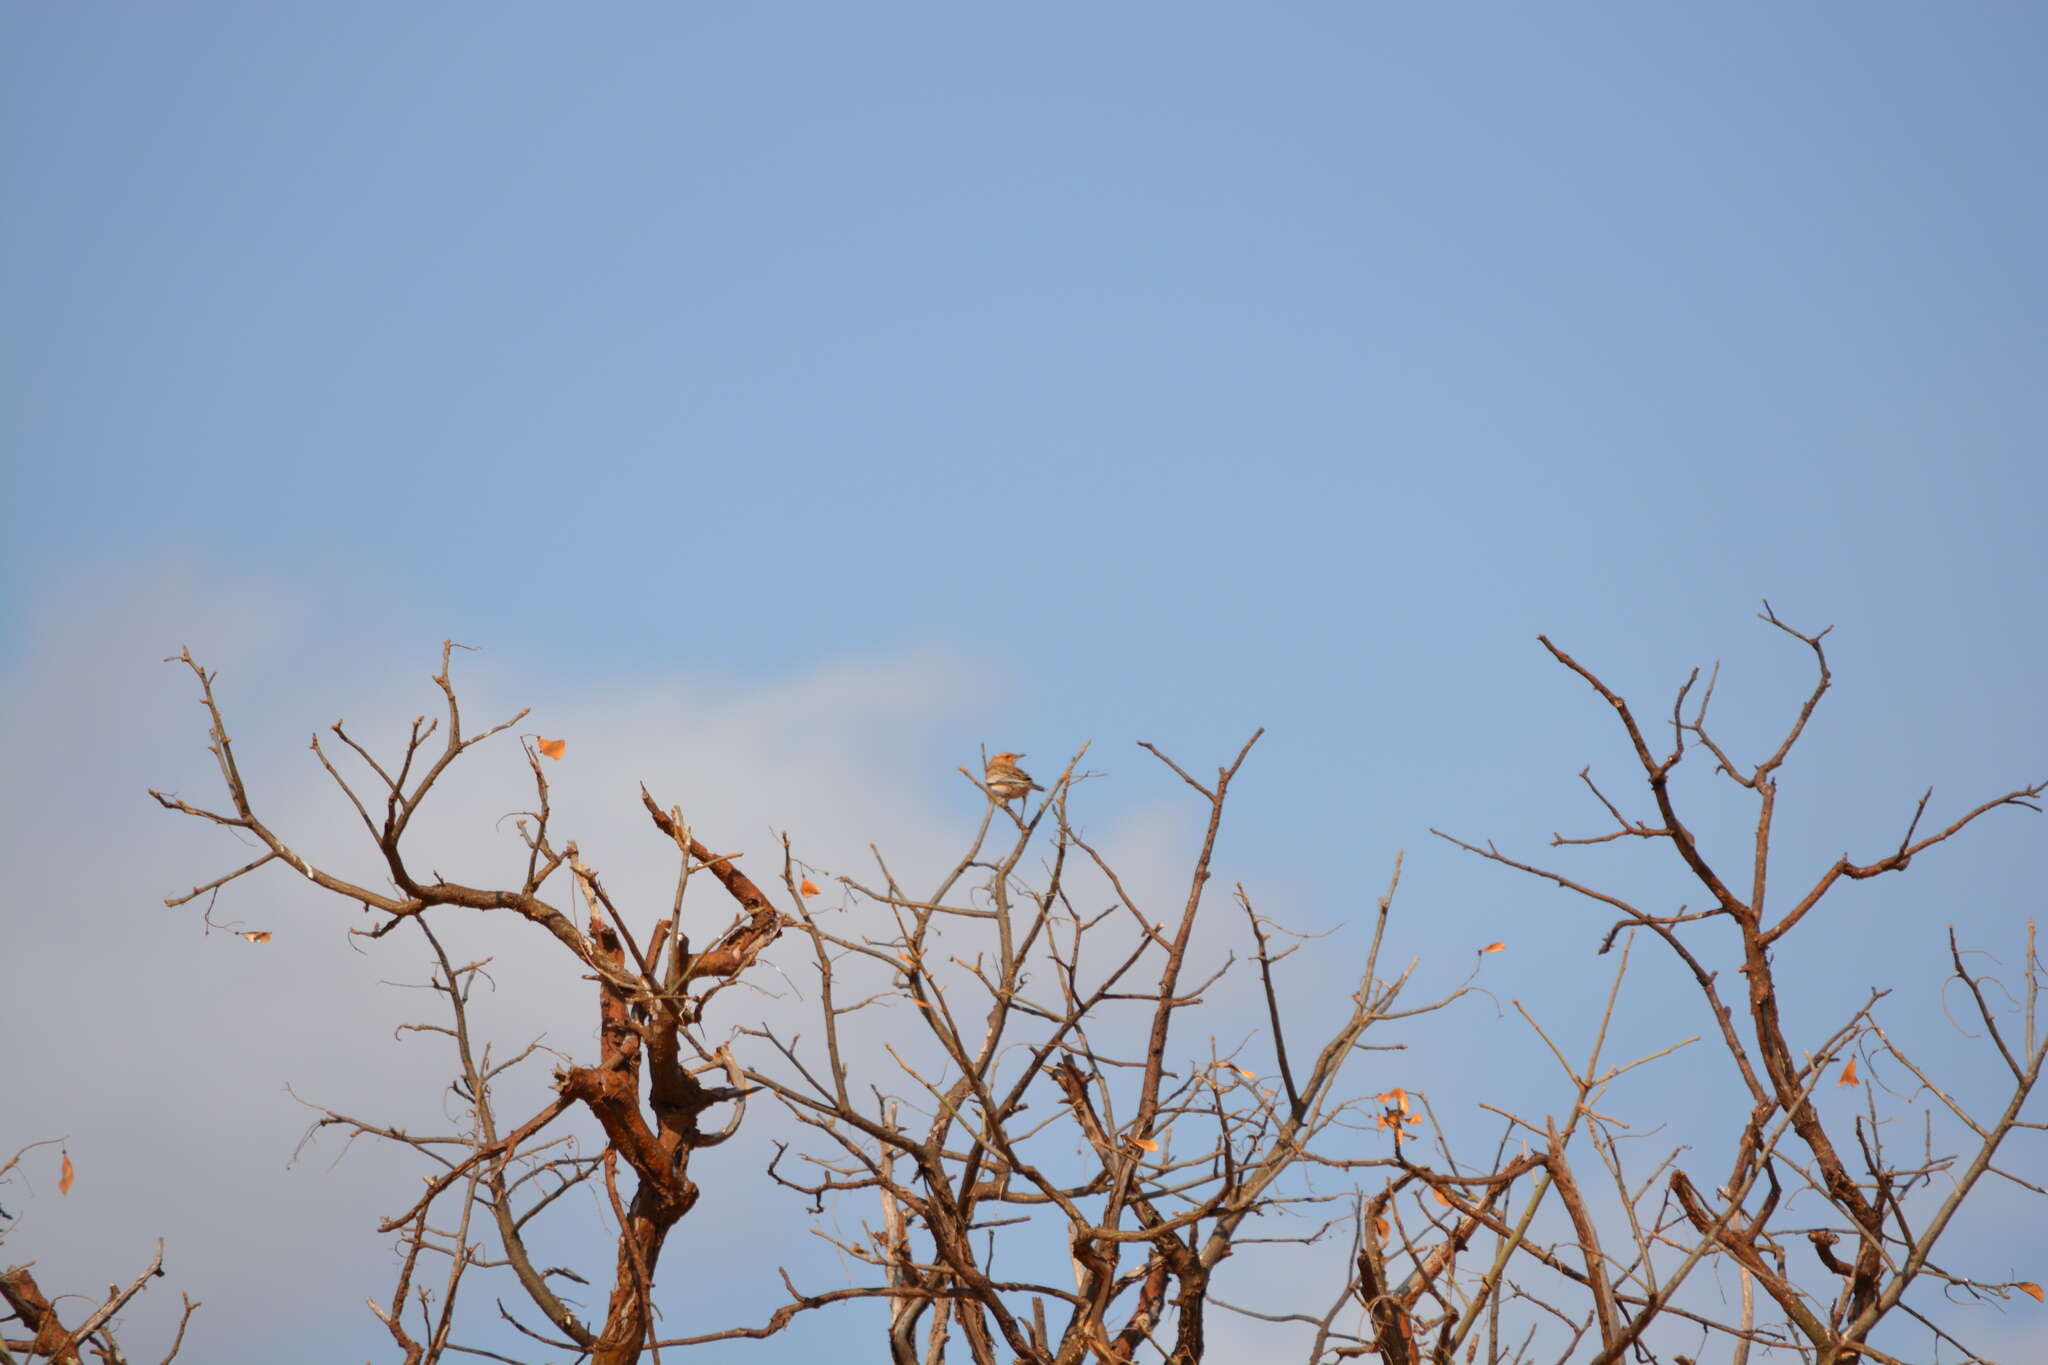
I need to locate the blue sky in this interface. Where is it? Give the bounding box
[4,4,2044,1362]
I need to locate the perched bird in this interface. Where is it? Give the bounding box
[984,752,1043,804]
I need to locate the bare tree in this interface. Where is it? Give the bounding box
[143,612,2044,1363]
[150,645,781,1363]
[1332,604,2046,1365]
[667,736,1478,1364]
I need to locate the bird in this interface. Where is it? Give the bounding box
[984,752,1043,804]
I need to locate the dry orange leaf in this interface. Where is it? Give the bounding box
[2018,1281,2044,1303]
[1376,1087,1411,1113]
[1133,1136,1159,1152]
[800,878,821,897]
[1482,941,1507,954]
[59,1152,75,1196]
[1237,1067,1256,1080]
[1372,1214,1390,1244]
[240,930,273,943]
[1406,1113,1423,1126]
[1838,1058,1860,1087]
[537,737,567,760]
[1433,1188,1451,1206]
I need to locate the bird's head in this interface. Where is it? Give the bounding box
[990,752,1024,765]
